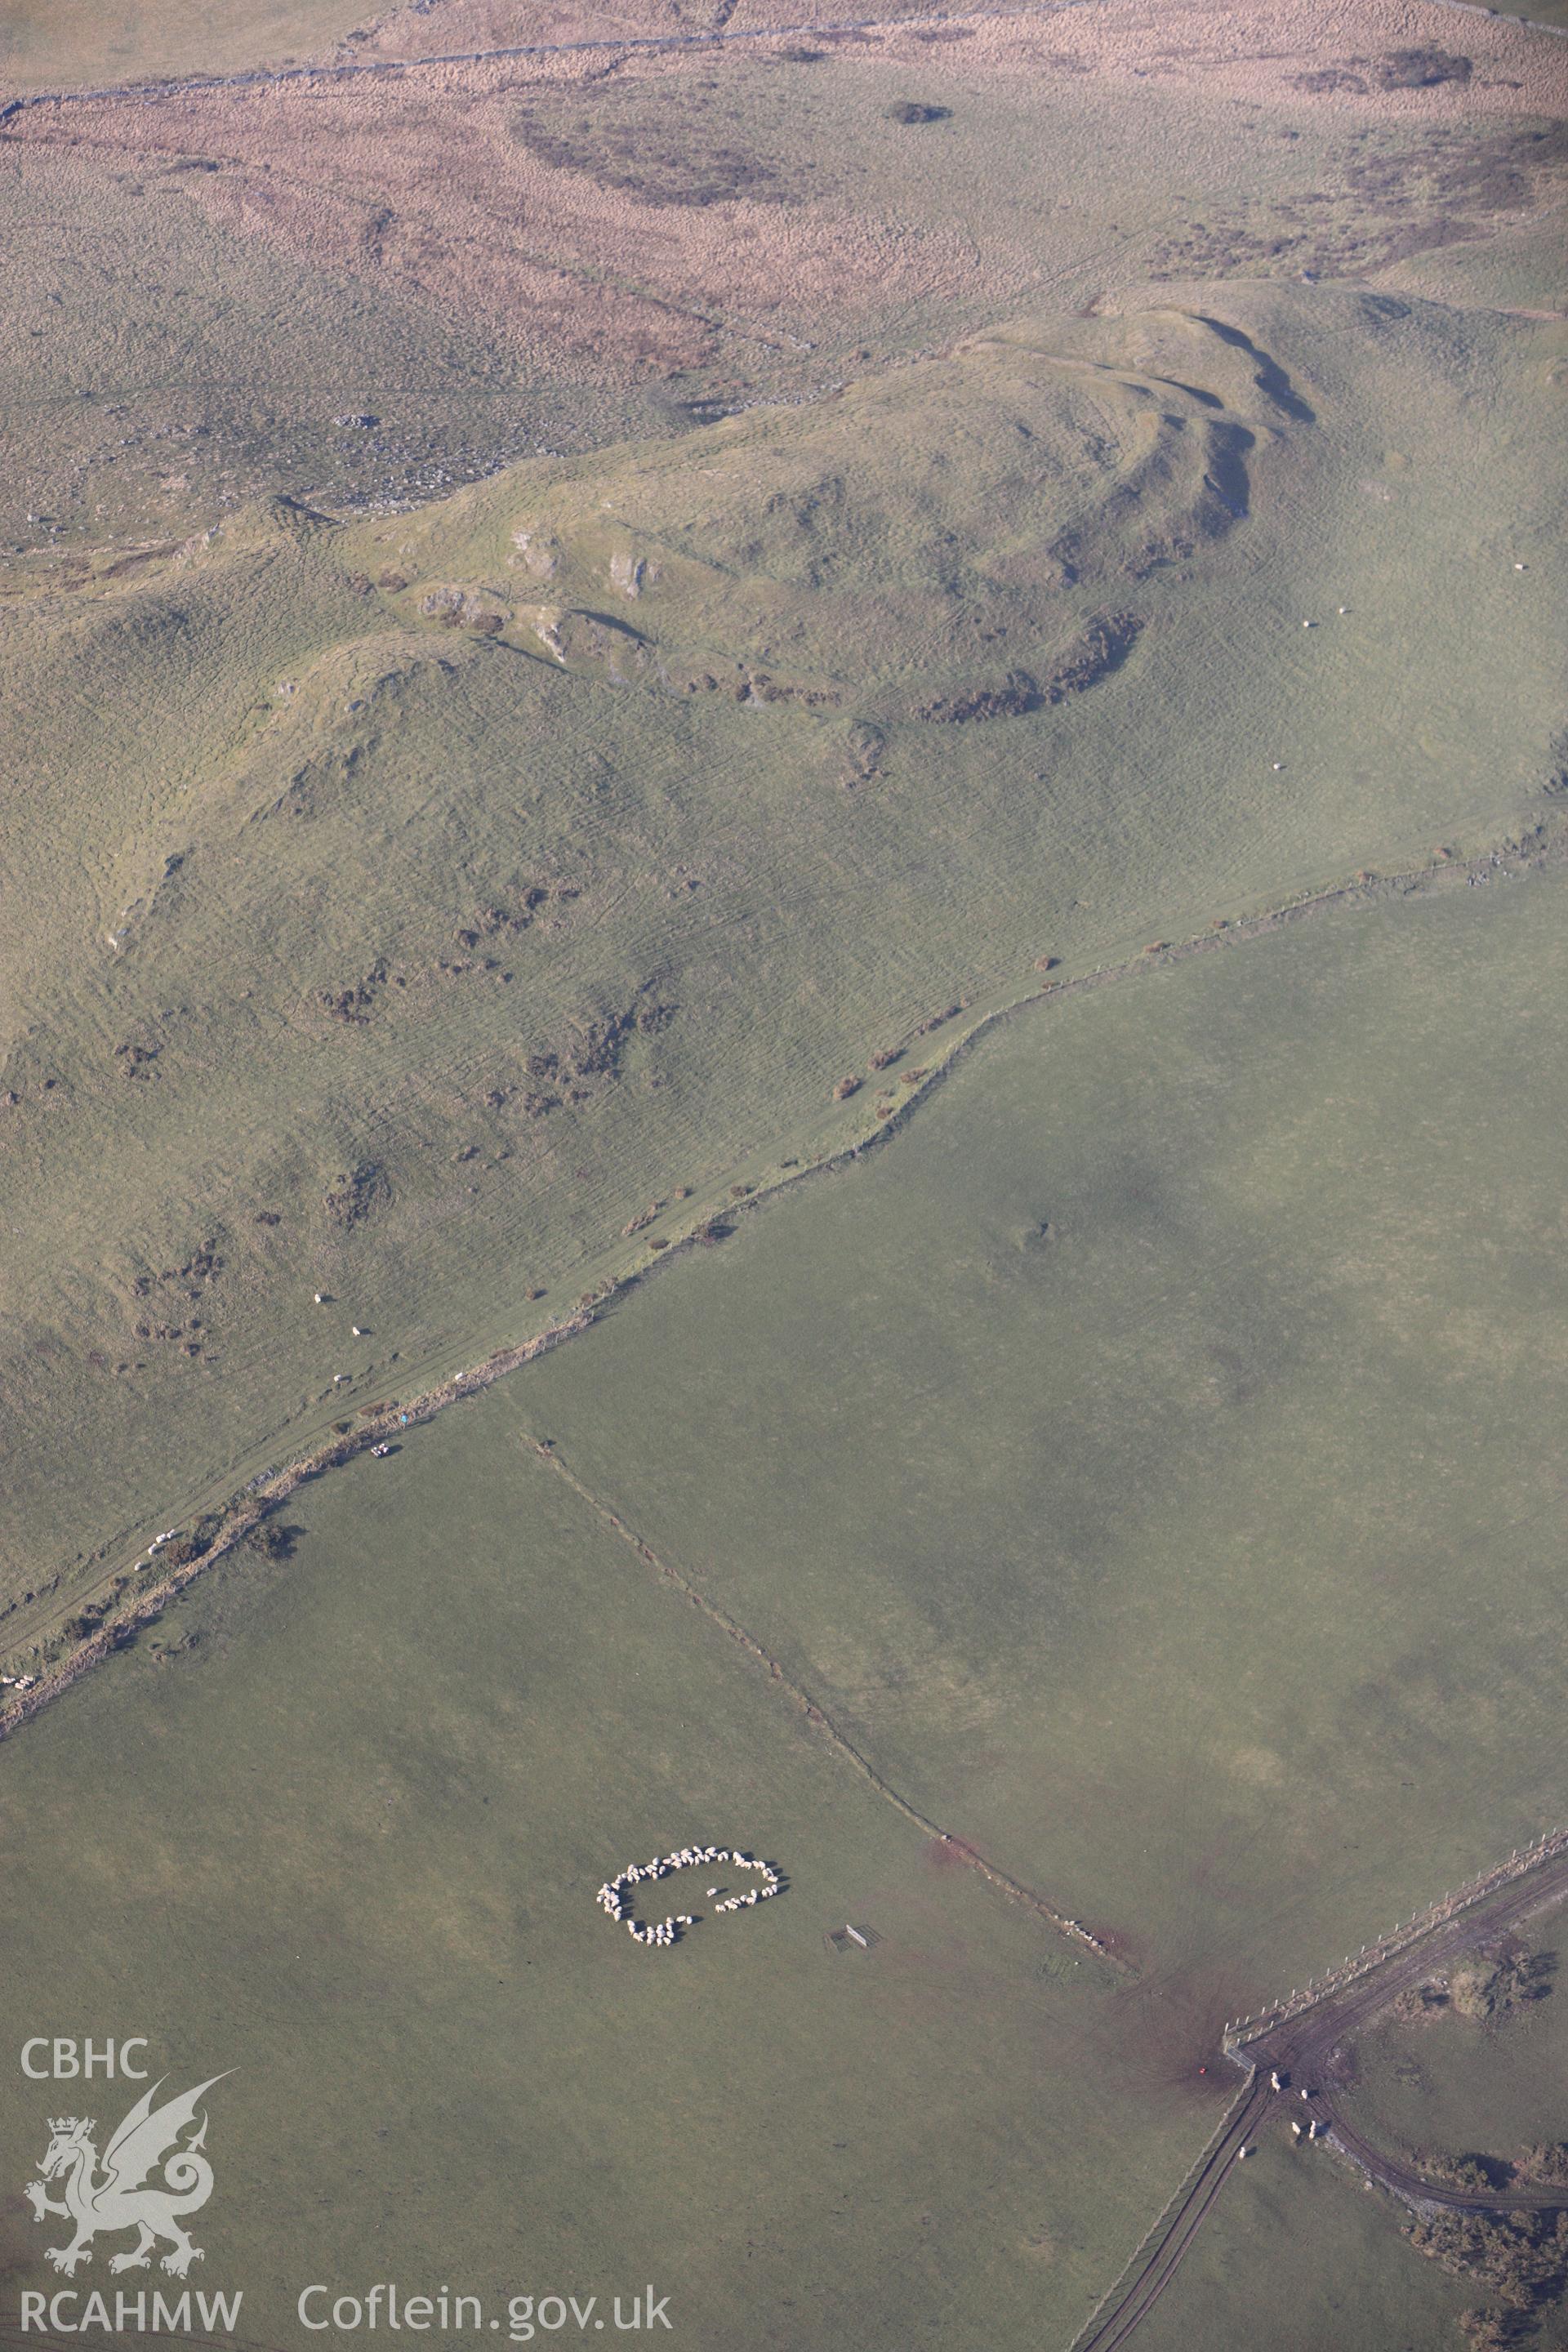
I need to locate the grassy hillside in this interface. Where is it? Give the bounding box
[2,287,1560,1662]
[6,1,1563,553]
[6,852,1566,2350]
[505,861,1568,2015]
[0,139,685,555]
[2,6,1566,2344]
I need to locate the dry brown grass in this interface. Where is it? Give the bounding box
[950,0,1567,122]
[7,42,978,374]
[14,0,1555,401]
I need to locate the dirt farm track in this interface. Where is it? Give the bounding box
[1076,1843,1568,2350]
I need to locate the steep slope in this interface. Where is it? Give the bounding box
[0,287,1561,1659]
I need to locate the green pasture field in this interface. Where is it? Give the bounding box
[1383,208,1568,311]
[7,853,1566,2352]
[0,1409,1210,2352]
[1129,2132,1474,2352]
[511,864,1568,2021]
[1,280,1561,1661]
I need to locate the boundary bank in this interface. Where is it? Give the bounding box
[2,0,1561,119]
[3,813,1564,1743]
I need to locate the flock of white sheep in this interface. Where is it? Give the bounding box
[597,1846,782,1946]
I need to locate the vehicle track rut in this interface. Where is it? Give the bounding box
[1073,1844,1568,2350]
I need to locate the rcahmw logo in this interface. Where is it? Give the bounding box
[16,2041,241,2335]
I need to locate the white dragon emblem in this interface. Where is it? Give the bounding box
[24,2075,229,2278]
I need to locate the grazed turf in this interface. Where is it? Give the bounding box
[2,285,1561,1661]
[508,864,1568,2026]
[7,856,1566,2351]
[0,138,685,553]
[2,7,1565,2343]
[0,1408,1209,2352]
[1125,2132,1473,2352]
